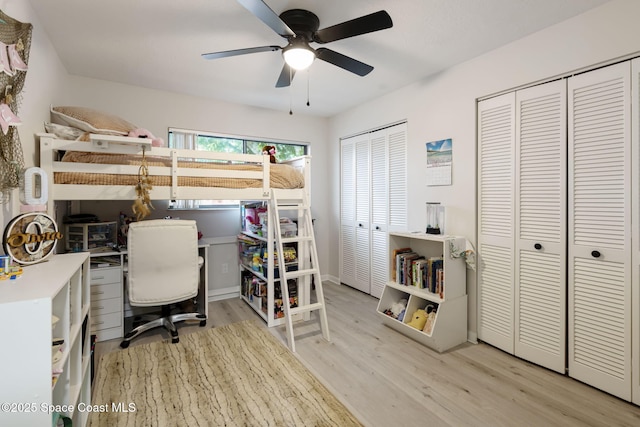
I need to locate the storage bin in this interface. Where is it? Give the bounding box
[65,221,117,253]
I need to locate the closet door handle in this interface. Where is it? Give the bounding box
[534,243,542,250]
[591,250,601,258]
[375,226,380,230]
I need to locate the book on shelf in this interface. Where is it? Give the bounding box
[391,247,412,281]
[395,251,416,285]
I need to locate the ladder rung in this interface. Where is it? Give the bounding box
[281,236,313,244]
[276,204,308,210]
[289,302,324,315]
[283,268,318,279]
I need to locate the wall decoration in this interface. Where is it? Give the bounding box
[3,212,62,265]
[0,10,32,203]
[425,138,452,186]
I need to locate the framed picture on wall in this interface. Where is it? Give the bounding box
[426,138,452,186]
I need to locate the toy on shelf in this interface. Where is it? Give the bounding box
[0,255,23,280]
[407,308,428,330]
[422,304,438,334]
[383,298,407,321]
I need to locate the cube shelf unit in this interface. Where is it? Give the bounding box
[0,252,91,426]
[238,205,301,327]
[377,232,467,352]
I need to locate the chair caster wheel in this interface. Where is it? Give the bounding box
[199,320,207,327]
[171,337,179,344]
[120,341,130,349]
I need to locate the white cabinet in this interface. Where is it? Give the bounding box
[89,254,123,342]
[0,252,91,427]
[376,232,467,352]
[340,123,407,297]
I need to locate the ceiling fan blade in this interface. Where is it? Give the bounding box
[237,0,295,38]
[316,48,373,76]
[275,63,296,88]
[202,45,281,60]
[313,10,392,44]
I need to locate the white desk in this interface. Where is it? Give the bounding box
[87,243,209,342]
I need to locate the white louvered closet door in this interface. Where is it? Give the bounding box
[388,123,408,232]
[370,128,388,298]
[568,61,631,401]
[631,58,640,406]
[340,137,357,288]
[478,92,516,354]
[514,81,567,373]
[354,136,371,294]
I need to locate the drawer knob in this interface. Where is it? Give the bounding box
[591,250,601,258]
[534,243,542,250]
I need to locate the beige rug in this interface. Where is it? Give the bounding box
[89,320,362,426]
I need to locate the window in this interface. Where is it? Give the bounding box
[167,128,308,209]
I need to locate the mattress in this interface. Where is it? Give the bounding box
[54,151,305,189]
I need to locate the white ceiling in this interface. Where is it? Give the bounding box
[28,0,610,117]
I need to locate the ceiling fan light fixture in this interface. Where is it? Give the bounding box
[283,44,315,70]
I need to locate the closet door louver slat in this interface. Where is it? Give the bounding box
[568,61,631,401]
[478,93,516,353]
[515,81,567,374]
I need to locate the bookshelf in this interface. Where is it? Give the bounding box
[0,252,91,426]
[376,232,467,352]
[238,202,300,327]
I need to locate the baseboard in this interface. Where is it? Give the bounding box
[208,286,240,302]
[322,274,339,285]
[467,330,478,344]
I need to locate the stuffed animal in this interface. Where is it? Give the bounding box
[129,128,165,147]
[407,308,428,330]
[423,311,437,334]
[389,298,407,318]
[262,145,277,163]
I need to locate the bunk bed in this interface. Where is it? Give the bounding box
[38,132,311,209]
[37,131,313,328]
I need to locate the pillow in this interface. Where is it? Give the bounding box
[44,122,86,140]
[50,106,137,136]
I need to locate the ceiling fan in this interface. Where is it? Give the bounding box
[202,0,393,88]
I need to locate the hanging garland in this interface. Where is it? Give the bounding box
[0,10,32,203]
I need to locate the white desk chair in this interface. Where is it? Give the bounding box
[120,219,206,348]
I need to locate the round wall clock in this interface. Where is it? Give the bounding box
[2,212,62,265]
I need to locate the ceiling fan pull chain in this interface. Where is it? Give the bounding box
[306,69,310,107]
[289,66,293,115]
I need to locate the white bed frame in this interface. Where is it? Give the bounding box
[38,133,311,213]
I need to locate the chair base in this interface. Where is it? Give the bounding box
[120,312,207,349]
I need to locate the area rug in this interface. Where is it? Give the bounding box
[88,320,362,427]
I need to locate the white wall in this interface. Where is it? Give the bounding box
[328,0,640,337]
[0,0,68,229]
[58,76,330,278]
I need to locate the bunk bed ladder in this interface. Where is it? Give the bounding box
[270,189,330,352]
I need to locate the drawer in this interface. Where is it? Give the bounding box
[93,326,123,342]
[90,296,121,316]
[91,311,121,331]
[90,282,122,301]
[90,267,121,285]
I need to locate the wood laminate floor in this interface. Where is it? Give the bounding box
[95,282,640,427]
